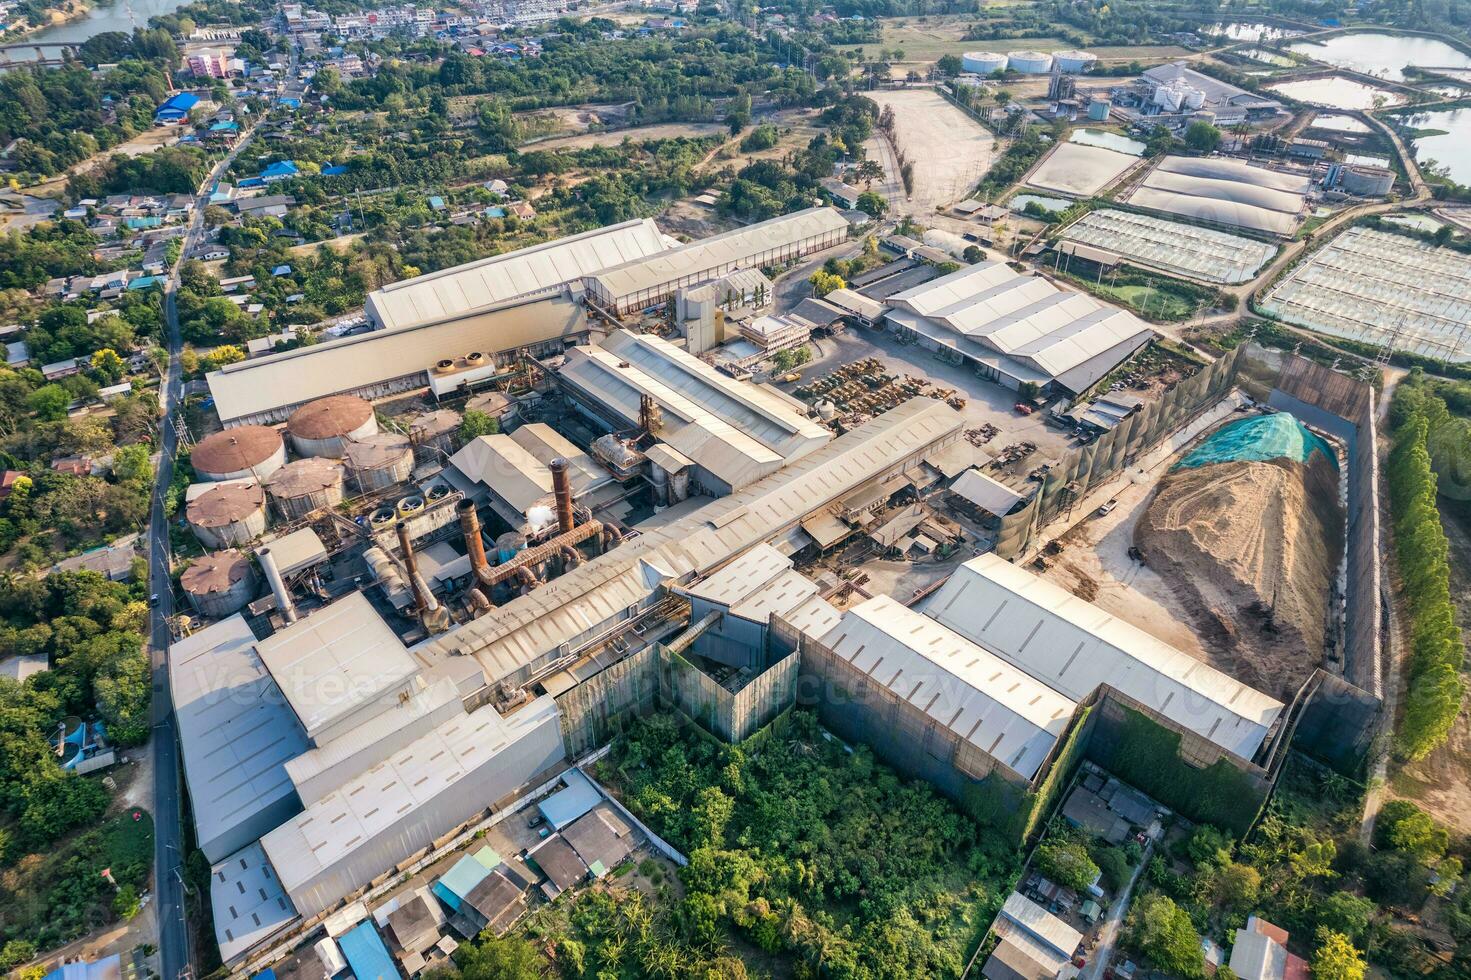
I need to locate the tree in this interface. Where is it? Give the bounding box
[112,884,141,920]
[90,348,125,384]
[963,245,984,263]
[936,54,963,76]
[1126,893,1204,979]
[1312,931,1366,980]
[1184,120,1222,153]
[1186,824,1233,868]
[809,270,845,297]
[453,932,544,979]
[1095,846,1132,892]
[111,445,153,488]
[1211,861,1261,909]
[1316,892,1376,941]
[1377,800,1449,863]
[1036,839,1101,891]
[855,191,887,218]
[459,409,499,442]
[201,345,246,372]
[27,384,71,421]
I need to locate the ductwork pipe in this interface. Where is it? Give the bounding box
[467,586,494,616]
[550,457,575,535]
[559,545,581,573]
[515,565,540,596]
[601,524,624,550]
[475,519,602,588]
[397,522,447,633]
[258,547,298,624]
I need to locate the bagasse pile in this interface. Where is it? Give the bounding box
[1135,437,1343,700]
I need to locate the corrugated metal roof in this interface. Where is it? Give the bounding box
[169,615,308,858]
[259,527,328,577]
[1000,892,1085,961]
[820,596,1077,781]
[211,842,296,964]
[1126,157,1307,236]
[950,468,1026,516]
[560,330,830,489]
[450,434,559,516]
[418,399,963,685]
[586,208,849,300]
[208,291,585,423]
[367,220,668,331]
[927,554,1283,760]
[255,592,419,740]
[509,423,612,495]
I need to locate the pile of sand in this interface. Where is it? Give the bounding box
[1134,453,1342,699]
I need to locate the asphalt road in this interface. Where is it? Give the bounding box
[149,125,261,980]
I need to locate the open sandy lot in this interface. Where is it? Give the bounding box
[865,88,995,216]
[522,121,726,152]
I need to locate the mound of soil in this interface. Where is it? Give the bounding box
[1134,454,1342,699]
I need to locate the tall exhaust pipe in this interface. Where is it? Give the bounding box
[550,457,575,535]
[459,499,492,585]
[258,547,298,624]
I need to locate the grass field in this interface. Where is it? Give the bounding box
[835,18,1193,64]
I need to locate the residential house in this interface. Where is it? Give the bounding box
[1230,917,1309,980]
[155,92,201,125]
[41,358,81,380]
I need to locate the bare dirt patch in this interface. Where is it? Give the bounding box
[865,88,995,215]
[522,121,726,152]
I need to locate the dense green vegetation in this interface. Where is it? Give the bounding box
[1387,372,1467,760]
[581,711,1016,978]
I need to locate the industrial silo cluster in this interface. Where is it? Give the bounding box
[345,433,415,493]
[286,394,377,458]
[264,457,346,519]
[186,480,268,549]
[961,50,1008,75]
[190,426,286,482]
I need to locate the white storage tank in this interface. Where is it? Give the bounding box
[181,550,257,618]
[345,433,414,493]
[286,394,377,458]
[961,50,1008,75]
[1007,50,1054,74]
[1155,83,1184,112]
[1053,50,1097,73]
[1184,86,1207,110]
[1341,165,1395,196]
[190,426,286,482]
[264,457,345,519]
[186,480,267,549]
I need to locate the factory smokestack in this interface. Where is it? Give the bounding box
[550,457,575,535]
[459,499,492,584]
[258,547,298,624]
[397,522,450,633]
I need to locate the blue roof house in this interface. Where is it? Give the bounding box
[321,163,348,176]
[338,922,397,980]
[154,92,200,124]
[260,161,299,183]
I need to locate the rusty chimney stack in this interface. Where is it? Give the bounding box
[458,498,492,584]
[550,457,575,535]
[397,522,427,613]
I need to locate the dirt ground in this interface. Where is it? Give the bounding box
[832,16,1193,66]
[521,121,726,153]
[864,88,995,216]
[1390,505,1471,833]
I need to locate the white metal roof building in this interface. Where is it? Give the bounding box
[255,592,422,746]
[996,892,1085,965]
[885,261,1155,394]
[818,596,1079,781]
[211,841,297,965]
[365,219,669,331]
[168,614,309,863]
[260,694,565,917]
[207,290,587,425]
[683,542,841,668]
[418,398,964,689]
[559,329,832,493]
[448,423,614,527]
[1125,156,1310,237]
[926,554,1284,760]
[583,208,850,315]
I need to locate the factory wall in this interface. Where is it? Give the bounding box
[689,599,769,671]
[278,702,566,918]
[658,644,799,744]
[554,645,659,760]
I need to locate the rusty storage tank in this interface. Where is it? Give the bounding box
[465,390,518,429]
[264,457,345,519]
[190,425,287,482]
[286,394,377,458]
[186,480,267,549]
[181,550,257,618]
[345,433,414,493]
[408,409,462,458]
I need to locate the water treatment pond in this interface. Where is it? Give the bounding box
[1398,106,1471,186]
[1009,193,1071,213]
[1266,76,1405,109]
[1069,128,1145,155]
[1286,32,1471,82]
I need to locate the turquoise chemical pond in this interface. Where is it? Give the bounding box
[1178,413,1336,470]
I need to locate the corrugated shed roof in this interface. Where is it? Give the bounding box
[419,399,963,685]
[211,842,296,964]
[820,596,1077,781]
[367,219,668,331]
[586,208,848,300]
[169,615,308,857]
[927,554,1283,760]
[208,291,585,423]
[1000,892,1085,961]
[950,468,1026,516]
[449,435,558,515]
[255,592,419,739]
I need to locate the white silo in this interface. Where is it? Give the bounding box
[1053,50,1098,73]
[1007,50,1054,74]
[286,394,377,458]
[962,50,1008,75]
[190,425,286,482]
[1184,86,1207,110]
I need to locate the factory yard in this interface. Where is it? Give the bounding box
[1261,225,1471,360]
[1062,209,1278,284]
[864,88,995,216]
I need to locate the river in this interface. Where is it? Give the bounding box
[22,0,190,48]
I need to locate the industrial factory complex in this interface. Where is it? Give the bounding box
[172,200,1388,975]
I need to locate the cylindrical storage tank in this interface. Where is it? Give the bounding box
[408,409,461,458]
[191,426,286,482]
[669,467,690,503]
[496,532,525,563]
[1341,166,1394,196]
[1184,86,1206,110]
[1007,50,1053,74]
[181,550,257,618]
[1053,50,1097,73]
[186,481,267,549]
[961,50,1008,75]
[345,434,413,493]
[465,390,518,429]
[1157,84,1183,112]
[1192,109,1217,126]
[264,457,344,519]
[1088,98,1112,121]
[286,394,377,458]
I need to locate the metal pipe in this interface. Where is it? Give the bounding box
[476,519,602,588]
[559,545,581,573]
[257,547,298,624]
[467,586,494,615]
[550,457,575,535]
[459,499,493,585]
[397,522,440,614]
[515,566,540,595]
[601,524,624,550]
